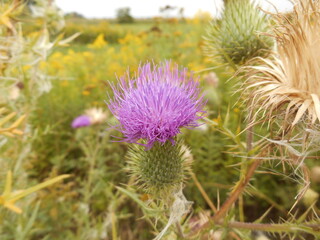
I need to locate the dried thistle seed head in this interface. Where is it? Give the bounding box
[204,0,273,66]
[243,0,320,127]
[126,139,192,197]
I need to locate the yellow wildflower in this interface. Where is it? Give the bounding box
[88,33,107,49]
[82,90,90,96]
[173,31,182,36]
[60,81,69,87]
[22,65,31,72]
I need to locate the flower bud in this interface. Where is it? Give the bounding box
[127,139,191,197]
[302,188,319,206]
[205,0,272,66]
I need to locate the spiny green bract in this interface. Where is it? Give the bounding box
[126,139,191,197]
[204,0,273,66]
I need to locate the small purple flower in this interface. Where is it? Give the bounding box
[108,61,206,148]
[71,115,91,128]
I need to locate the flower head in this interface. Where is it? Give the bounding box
[244,0,320,127]
[204,0,272,66]
[71,115,91,128]
[108,61,205,148]
[85,107,108,125]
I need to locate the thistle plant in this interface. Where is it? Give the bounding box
[71,108,108,128]
[71,115,91,128]
[205,0,273,68]
[244,0,320,128]
[181,1,320,239]
[0,107,25,138]
[0,0,71,226]
[108,61,205,238]
[108,62,205,191]
[29,0,65,33]
[237,1,320,216]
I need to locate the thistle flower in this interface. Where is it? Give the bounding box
[71,115,91,128]
[108,61,205,149]
[204,0,272,67]
[203,71,219,88]
[84,107,108,125]
[244,0,320,127]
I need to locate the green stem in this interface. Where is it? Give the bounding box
[212,158,261,222]
[203,117,246,151]
[84,130,102,203]
[239,195,244,222]
[191,173,217,213]
[111,210,118,240]
[188,220,320,238]
[175,222,185,239]
[227,221,320,235]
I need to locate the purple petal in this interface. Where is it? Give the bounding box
[71,115,91,128]
[107,61,206,148]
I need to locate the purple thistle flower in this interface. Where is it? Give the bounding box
[107,61,206,149]
[71,115,91,128]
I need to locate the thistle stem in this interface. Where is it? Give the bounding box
[175,222,185,239]
[246,109,254,153]
[226,221,320,233]
[246,125,253,152]
[239,195,244,222]
[111,211,118,240]
[188,220,320,238]
[191,173,217,213]
[212,159,261,222]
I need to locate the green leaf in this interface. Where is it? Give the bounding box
[8,174,70,202]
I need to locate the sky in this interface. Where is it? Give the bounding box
[55,0,294,19]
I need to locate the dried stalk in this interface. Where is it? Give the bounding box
[191,173,217,213]
[212,158,262,222]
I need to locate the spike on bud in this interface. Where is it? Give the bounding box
[126,139,192,198]
[204,0,273,66]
